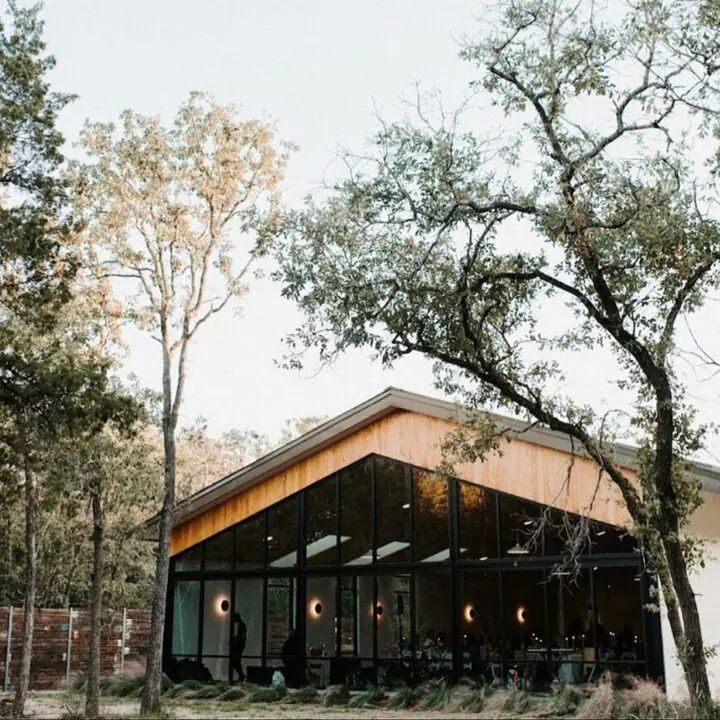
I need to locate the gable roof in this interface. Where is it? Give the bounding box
[146,386,720,539]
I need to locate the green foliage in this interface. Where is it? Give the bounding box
[273,0,720,704]
[282,685,319,704]
[216,687,247,702]
[502,688,537,715]
[386,684,424,709]
[348,685,386,707]
[246,685,287,703]
[547,684,585,716]
[322,684,350,706]
[418,679,453,710]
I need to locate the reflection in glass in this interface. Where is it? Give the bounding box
[267,496,298,568]
[460,571,501,680]
[415,568,452,677]
[590,521,637,555]
[339,576,357,654]
[307,576,337,658]
[266,577,296,657]
[499,495,541,556]
[305,476,340,566]
[235,512,265,569]
[171,580,200,655]
[459,482,498,559]
[204,528,234,570]
[593,566,644,662]
[175,544,202,572]
[202,579,232,681]
[375,458,411,563]
[413,471,450,562]
[501,570,546,661]
[340,460,373,565]
[377,574,411,658]
[234,578,263,678]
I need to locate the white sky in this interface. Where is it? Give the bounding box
[40,0,720,461]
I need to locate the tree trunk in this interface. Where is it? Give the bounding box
[663,537,714,716]
[85,483,105,719]
[12,459,36,717]
[140,332,178,716]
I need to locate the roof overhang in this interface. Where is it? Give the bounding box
[145,386,720,540]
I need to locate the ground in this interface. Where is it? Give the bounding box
[3,690,546,719]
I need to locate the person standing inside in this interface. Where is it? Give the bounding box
[230,613,247,682]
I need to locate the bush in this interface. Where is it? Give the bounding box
[547,684,584,716]
[283,685,319,704]
[348,685,386,708]
[188,683,226,699]
[577,678,616,720]
[323,684,351,706]
[216,687,247,702]
[386,685,424,709]
[445,683,488,713]
[419,679,452,710]
[502,689,537,715]
[621,677,676,719]
[247,685,287,703]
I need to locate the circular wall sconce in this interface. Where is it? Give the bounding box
[375,604,384,617]
[309,598,323,618]
[214,595,230,618]
[464,604,477,623]
[516,606,527,624]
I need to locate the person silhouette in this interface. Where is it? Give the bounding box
[230,612,247,682]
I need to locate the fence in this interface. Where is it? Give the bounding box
[0,607,150,691]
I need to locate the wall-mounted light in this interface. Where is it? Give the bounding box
[516,606,527,624]
[375,604,384,617]
[309,598,323,618]
[464,604,477,623]
[214,595,230,618]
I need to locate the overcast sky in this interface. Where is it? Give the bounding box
[40,1,720,461]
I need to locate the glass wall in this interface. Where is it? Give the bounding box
[166,454,656,688]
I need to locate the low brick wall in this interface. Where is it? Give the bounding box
[0,607,150,690]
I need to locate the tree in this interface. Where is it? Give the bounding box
[72,94,290,713]
[274,0,720,712]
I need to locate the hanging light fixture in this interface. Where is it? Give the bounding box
[507,530,529,556]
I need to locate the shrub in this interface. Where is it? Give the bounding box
[283,685,319,704]
[386,685,424,709]
[502,689,537,715]
[247,685,287,703]
[216,687,247,702]
[188,683,226,699]
[548,684,584,716]
[419,679,452,710]
[348,685,386,708]
[323,684,351,706]
[622,677,674,719]
[448,683,489,713]
[577,678,616,720]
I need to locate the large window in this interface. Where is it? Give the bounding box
[413,471,449,563]
[375,458,412,563]
[202,579,231,681]
[459,482,498,560]
[167,454,654,685]
[205,529,233,571]
[235,512,265,569]
[305,476,339,566]
[267,496,298,568]
[340,460,373,566]
[171,580,200,656]
[499,494,541,557]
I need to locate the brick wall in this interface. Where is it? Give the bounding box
[0,607,150,690]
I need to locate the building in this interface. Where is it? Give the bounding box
[152,387,720,695]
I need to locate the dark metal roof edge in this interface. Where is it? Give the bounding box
[146,386,720,536]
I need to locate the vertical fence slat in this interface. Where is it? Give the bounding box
[65,607,73,687]
[3,606,13,692]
